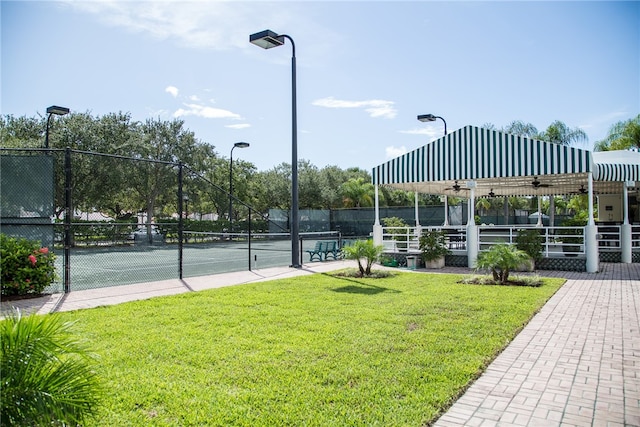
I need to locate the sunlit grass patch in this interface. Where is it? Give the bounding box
[58,272,565,426]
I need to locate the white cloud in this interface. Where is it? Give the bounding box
[225,123,251,130]
[165,86,179,97]
[386,146,407,159]
[188,95,200,102]
[173,103,241,119]
[399,127,443,141]
[312,97,397,119]
[65,1,291,50]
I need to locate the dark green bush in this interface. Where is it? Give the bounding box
[0,234,57,296]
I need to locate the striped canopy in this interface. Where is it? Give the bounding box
[372,125,636,197]
[593,149,640,183]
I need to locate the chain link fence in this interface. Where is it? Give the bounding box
[0,148,295,294]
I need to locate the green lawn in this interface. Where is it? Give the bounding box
[59,271,564,426]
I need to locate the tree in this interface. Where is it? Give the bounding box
[475,197,491,216]
[0,115,44,148]
[538,120,588,146]
[298,160,323,209]
[317,165,349,209]
[502,120,539,138]
[594,114,640,151]
[340,177,374,207]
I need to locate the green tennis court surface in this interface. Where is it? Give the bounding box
[51,232,341,292]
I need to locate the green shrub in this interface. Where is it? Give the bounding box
[0,234,57,297]
[1,311,102,426]
[342,239,384,277]
[475,243,529,284]
[515,229,543,261]
[382,217,409,243]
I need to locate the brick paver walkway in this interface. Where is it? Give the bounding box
[434,263,640,426]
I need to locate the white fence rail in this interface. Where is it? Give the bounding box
[381,224,640,258]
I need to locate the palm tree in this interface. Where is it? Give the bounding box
[339,177,374,208]
[594,114,640,151]
[476,197,491,216]
[502,120,539,138]
[1,311,102,426]
[538,120,588,146]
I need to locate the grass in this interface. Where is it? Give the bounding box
[57,271,565,426]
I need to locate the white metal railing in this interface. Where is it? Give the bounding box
[381,224,640,257]
[478,225,585,257]
[380,226,466,253]
[596,225,620,251]
[381,226,421,252]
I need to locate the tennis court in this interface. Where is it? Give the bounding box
[51,232,342,292]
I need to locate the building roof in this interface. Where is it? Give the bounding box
[372,125,638,197]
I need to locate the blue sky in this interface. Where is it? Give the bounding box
[2,1,638,172]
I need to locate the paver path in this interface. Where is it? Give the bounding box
[434,263,640,426]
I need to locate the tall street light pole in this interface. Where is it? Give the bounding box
[418,113,448,225]
[250,29,301,268]
[229,142,250,231]
[45,105,70,148]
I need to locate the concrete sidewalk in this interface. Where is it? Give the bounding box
[0,260,360,316]
[2,261,639,426]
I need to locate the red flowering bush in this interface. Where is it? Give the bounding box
[1,234,58,297]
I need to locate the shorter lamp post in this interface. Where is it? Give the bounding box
[229,142,250,231]
[45,105,70,148]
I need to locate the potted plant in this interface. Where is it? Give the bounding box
[515,228,543,271]
[419,229,451,269]
[558,217,587,257]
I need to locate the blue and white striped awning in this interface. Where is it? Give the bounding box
[372,125,597,196]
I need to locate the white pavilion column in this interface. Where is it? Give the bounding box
[585,172,599,273]
[536,197,543,227]
[414,192,422,237]
[443,195,449,226]
[621,181,633,263]
[373,185,383,246]
[466,181,478,268]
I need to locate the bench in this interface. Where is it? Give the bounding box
[306,241,326,262]
[323,240,340,260]
[306,240,341,262]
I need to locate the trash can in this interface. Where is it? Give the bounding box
[406,255,417,270]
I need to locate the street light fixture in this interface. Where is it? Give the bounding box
[250,29,301,268]
[229,142,250,231]
[417,113,447,136]
[45,105,70,148]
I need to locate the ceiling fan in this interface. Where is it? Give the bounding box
[570,185,593,195]
[531,176,551,188]
[444,180,468,192]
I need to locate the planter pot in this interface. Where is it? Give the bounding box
[425,256,445,269]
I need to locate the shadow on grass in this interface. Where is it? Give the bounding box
[324,273,401,295]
